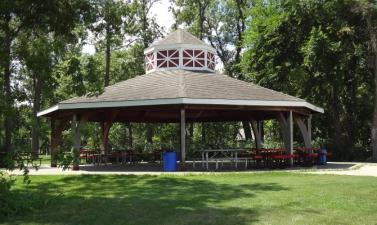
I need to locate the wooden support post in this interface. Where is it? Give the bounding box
[294,115,312,148]
[251,121,263,149]
[72,115,78,150]
[50,119,66,167]
[277,112,290,150]
[258,121,264,143]
[308,114,312,146]
[288,110,294,158]
[278,111,294,165]
[101,122,113,155]
[100,112,117,156]
[71,114,87,170]
[180,108,186,169]
[51,119,58,167]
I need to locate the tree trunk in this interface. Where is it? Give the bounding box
[128,123,133,148]
[146,124,153,144]
[242,121,252,141]
[31,72,42,157]
[189,123,194,140]
[201,122,206,147]
[366,10,377,162]
[104,23,111,87]
[372,53,377,162]
[259,121,265,143]
[51,119,66,167]
[141,0,149,49]
[331,87,344,159]
[234,0,245,64]
[3,35,12,153]
[100,122,112,155]
[198,2,205,40]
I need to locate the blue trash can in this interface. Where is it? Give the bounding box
[318,148,327,165]
[163,151,177,172]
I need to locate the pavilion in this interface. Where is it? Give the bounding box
[38,29,323,169]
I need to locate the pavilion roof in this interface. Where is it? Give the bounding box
[148,29,208,48]
[38,70,323,117]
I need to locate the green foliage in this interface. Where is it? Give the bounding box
[0,149,44,217]
[57,150,74,170]
[1,0,376,172]
[0,172,17,217]
[173,0,252,78]
[242,0,374,160]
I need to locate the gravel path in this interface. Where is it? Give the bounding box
[2,162,377,177]
[305,163,377,177]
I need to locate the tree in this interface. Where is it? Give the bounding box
[173,0,254,141]
[90,0,137,87]
[0,0,37,153]
[17,34,55,156]
[172,0,214,39]
[133,0,163,144]
[242,0,373,160]
[353,1,377,162]
[0,0,91,155]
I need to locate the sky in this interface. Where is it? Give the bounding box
[151,0,175,32]
[82,0,174,54]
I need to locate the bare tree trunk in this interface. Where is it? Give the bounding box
[371,50,377,162]
[141,0,149,49]
[189,123,194,139]
[259,121,265,143]
[31,73,42,157]
[3,29,12,153]
[128,123,133,148]
[104,23,111,87]
[201,122,206,147]
[197,1,206,40]
[146,124,153,144]
[140,0,154,145]
[50,119,66,167]
[372,50,377,162]
[331,87,345,159]
[100,122,112,155]
[242,121,252,141]
[234,0,246,64]
[101,24,112,153]
[366,9,377,162]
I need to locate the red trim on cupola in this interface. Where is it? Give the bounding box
[144,30,217,73]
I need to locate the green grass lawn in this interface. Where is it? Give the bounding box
[2,173,377,225]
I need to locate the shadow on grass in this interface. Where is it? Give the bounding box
[4,175,288,225]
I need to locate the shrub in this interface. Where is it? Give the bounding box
[0,151,41,218]
[0,172,17,217]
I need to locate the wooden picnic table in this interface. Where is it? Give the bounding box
[80,149,98,163]
[200,149,247,170]
[111,149,128,164]
[294,147,320,165]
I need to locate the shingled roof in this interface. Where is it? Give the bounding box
[149,29,207,47]
[38,29,323,118]
[62,70,302,103]
[38,70,323,117]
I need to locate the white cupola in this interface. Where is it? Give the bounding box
[144,29,216,74]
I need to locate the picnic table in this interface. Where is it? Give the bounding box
[10,152,43,166]
[80,149,97,163]
[200,149,246,170]
[110,149,128,164]
[294,147,320,165]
